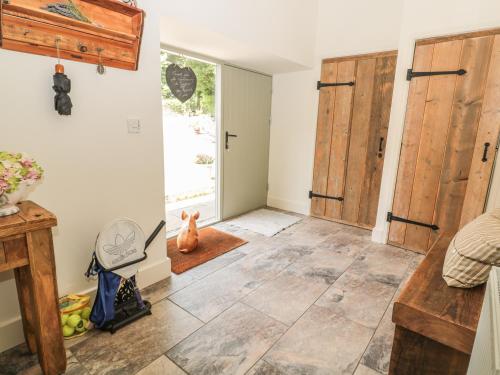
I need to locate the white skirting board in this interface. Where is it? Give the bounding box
[267,195,310,216]
[0,257,171,353]
[371,225,388,244]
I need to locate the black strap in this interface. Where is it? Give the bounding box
[85,252,98,278]
[387,212,439,231]
[406,68,466,81]
[317,81,355,90]
[309,191,344,202]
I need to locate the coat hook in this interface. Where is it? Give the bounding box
[54,37,63,71]
[96,48,105,75]
[55,38,61,62]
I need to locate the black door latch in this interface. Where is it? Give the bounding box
[225,131,237,150]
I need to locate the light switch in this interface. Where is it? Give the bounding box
[127,118,141,134]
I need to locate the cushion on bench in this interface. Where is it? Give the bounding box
[443,208,500,288]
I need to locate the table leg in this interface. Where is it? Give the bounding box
[14,265,37,353]
[26,229,66,375]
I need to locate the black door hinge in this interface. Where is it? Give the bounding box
[309,191,344,201]
[317,81,355,90]
[387,212,439,231]
[406,68,466,81]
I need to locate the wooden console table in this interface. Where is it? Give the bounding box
[389,235,486,375]
[0,201,66,375]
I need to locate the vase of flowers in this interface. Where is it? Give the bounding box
[0,152,44,217]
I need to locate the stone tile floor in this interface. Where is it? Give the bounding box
[0,212,423,375]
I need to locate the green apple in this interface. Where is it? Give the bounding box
[61,314,69,326]
[75,319,86,333]
[72,309,82,316]
[81,307,91,320]
[67,314,82,328]
[62,325,75,337]
[82,319,90,330]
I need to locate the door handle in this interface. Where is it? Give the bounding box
[482,142,491,162]
[378,137,384,158]
[225,131,237,150]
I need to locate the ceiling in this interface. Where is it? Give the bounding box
[160,16,311,75]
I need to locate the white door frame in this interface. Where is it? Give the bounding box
[160,45,273,224]
[160,44,223,226]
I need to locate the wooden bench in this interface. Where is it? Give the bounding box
[389,235,486,375]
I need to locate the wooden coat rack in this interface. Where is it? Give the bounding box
[0,0,144,70]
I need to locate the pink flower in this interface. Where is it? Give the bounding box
[20,159,33,168]
[0,180,8,194]
[25,171,40,180]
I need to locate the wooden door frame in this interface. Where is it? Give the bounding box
[322,50,398,64]
[414,27,500,46]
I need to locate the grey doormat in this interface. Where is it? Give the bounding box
[228,208,302,237]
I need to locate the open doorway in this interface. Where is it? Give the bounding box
[161,49,220,235]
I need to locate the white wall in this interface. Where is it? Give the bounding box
[268,0,403,215]
[158,0,318,71]
[0,0,324,353]
[373,0,500,242]
[0,3,169,352]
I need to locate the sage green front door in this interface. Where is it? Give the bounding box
[221,65,272,219]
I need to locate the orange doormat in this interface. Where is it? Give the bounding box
[167,227,247,274]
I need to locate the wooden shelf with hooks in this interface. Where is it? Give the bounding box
[0,0,144,70]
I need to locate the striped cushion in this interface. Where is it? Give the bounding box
[443,208,500,288]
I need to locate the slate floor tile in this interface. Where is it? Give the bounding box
[167,303,287,375]
[288,248,356,284]
[17,350,88,375]
[354,364,383,375]
[242,267,330,326]
[116,299,204,371]
[315,271,397,329]
[316,231,372,258]
[168,244,310,322]
[135,355,185,375]
[359,303,395,375]
[0,343,38,375]
[264,305,374,375]
[71,300,202,374]
[69,338,133,375]
[349,243,413,287]
[246,360,287,375]
[141,273,196,304]
[167,265,260,323]
[274,218,343,246]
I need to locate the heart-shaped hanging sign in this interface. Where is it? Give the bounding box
[165,64,197,103]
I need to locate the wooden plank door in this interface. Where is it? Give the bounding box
[311,51,397,229]
[388,31,500,254]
